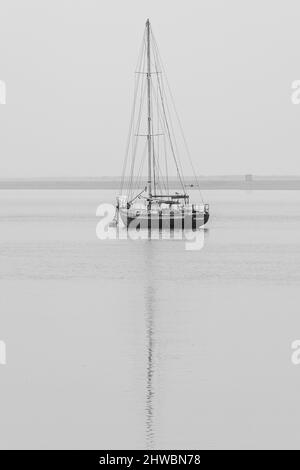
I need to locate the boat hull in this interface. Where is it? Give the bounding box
[119,209,209,230]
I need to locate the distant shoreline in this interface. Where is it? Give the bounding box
[1,177,300,190]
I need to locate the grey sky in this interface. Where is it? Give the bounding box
[0,0,300,177]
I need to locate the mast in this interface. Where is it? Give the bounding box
[146,19,152,204]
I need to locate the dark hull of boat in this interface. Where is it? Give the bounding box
[119,210,209,230]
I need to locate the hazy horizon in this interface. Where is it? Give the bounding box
[2,174,300,180]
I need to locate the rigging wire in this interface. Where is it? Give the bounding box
[120,29,146,194]
[135,140,147,191]
[151,27,204,203]
[154,60,186,194]
[127,38,147,200]
[151,32,187,191]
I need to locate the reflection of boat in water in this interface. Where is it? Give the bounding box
[115,19,209,230]
[145,282,155,449]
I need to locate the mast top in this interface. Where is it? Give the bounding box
[146,18,150,26]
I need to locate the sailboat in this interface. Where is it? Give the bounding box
[115,19,209,230]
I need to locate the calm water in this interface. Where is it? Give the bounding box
[0,189,300,449]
